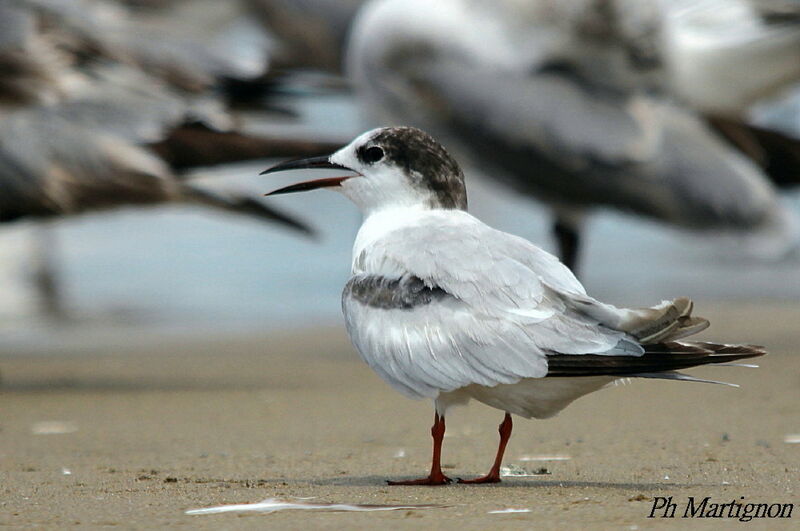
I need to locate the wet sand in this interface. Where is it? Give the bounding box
[1,301,798,529]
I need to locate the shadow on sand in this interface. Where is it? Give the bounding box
[211,475,704,490]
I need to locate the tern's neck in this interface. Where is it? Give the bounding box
[351,205,431,271]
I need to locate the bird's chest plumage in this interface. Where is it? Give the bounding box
[341,240,454,399]
[341,283,465,400]
[339,210,464,399]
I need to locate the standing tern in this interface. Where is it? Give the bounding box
[263,126,765,485]
[346,0,800,272]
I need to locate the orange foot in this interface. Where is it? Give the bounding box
[457,474,501,484]
[387,474,453,486]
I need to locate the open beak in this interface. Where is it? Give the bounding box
[261,155,357,196]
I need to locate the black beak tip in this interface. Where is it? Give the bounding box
[260,162,288,175]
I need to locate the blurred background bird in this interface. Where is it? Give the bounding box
[347,0,800,273]
[245,0,365,73]
[0,0,354,321]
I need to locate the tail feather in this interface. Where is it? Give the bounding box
[546,342,766,377]
[150,124,347,170]
[563,294,711,344]
[627,371,740,387]
[554,294,765,382]
[706,114,800,189]
[623,297,711,344]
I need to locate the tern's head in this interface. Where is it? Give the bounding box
[262,126,467,214]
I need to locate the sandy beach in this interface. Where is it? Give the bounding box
[1,300,798,529]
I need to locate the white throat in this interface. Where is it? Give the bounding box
[351,205,430,273]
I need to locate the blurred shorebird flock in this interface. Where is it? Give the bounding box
[0,0,799,339]
[349,0,800,270]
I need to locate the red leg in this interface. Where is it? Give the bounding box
[388,412,452,486]
[458,412,512,484]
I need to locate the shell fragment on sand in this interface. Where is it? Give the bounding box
[186,497,447,515]
[501,464,551,477]
[517,455,572,462]
[489,508,532,514]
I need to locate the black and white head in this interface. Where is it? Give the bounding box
[262,126,467,213]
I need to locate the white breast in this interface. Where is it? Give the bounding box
[350,206,431,274]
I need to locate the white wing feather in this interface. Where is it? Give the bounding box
[343,210,640,399]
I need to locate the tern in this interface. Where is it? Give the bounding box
[346,0,800,272]
[263,126,765,485]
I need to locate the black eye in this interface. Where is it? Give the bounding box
[363,146,384,164]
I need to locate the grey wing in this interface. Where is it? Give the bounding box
[52,66,193,143]
[0,108,174,220]
[0,1,67,105]
[25,0,268,90]
[0,108,308,230]
[362,55,783,230]
[0,1,34,49]
[344,217,638,399]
